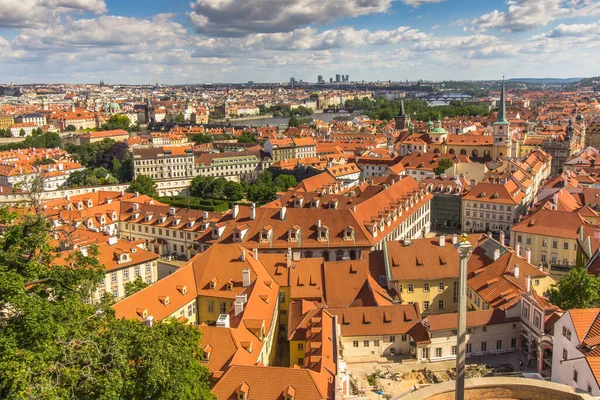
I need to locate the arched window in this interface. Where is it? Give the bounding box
[460,149,467,155]
[433,148,440,153]
[484,150,491,157]
[472,149,479,157]
[449,148,455,154]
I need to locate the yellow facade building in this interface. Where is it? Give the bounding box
[0,115,14,131]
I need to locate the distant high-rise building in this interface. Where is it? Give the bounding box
[290,77,296,88]
[345,75,349,83]
[330,77,333,83]
[317,75,323,84]
[335,74,341,83]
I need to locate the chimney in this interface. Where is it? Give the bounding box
[488,231,493,238]
[232,204,239,219]
[499,231,505,245]
[242,269,251,287]
[169,207,176,216]
[526,275,531,292]
[240,249,246,261]
[513,264,520,278]
[253,248,258,260]
[234,301,244,317]
[236,293,248,304]
[525,248,532,264]
[203,211,209,220]
[250,203,256,220]
[439,235,446,247]
[120,190,125,196]
[317,219,322,228]
[132,203,139,211]
[493,248,501,261]
[452,234,458,245]
[470,179,476,188]
[145,315,154,328]
[65,194,70,201]
[286,251,292,269]
[280,206,287,220]
[515,242,521,256]
[134,191,139,198]
[553,192,559,205]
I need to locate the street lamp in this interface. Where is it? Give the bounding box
[454,233,474,400]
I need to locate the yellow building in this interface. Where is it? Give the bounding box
[0,115,14,131]
[383,235,481,315]
[511,209,584,277]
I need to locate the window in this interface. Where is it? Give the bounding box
[111,272,117,283]
[146,264,151,274]
[563,349,568,360]
[542,239,548,247]
[389,335,395,343]
[466,343,472,353]
[513,323,517,329]
[408,284,414,293]
[451,330,458,335]
[439,300,445,309]
[401,334,407,342]
[298,357,304,366]
[423,301,430,310]
[112,289,118,297]
[467,328,472,334]
[280,309,287,315]
[511,338,517,348]
[187,304,193,317]
[573,369,578,383]
[135,267,140,276]
[435,348,442,358]
[438,282,445,291]
[220,302,227,314]
[564,242,569,250]
[481,342,487,351]
[424,283,430,292]
[364,340,370,347]
[534,279,540,286]
[526,236,531,245]
[207,300,214,313]
[123,269,129,279]
[541,254,547,263]
[453,281,458,303]
[552,240,558,249]
[483,326,487,332]
[496,340,502,350]
[452,346,457,355]
[374,340,380,346]
[279,292,286,303]
[353,340,359,348]
[297,343,304,351]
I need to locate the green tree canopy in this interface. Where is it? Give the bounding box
[434,158,454,175]
[65,124,77,132]
[548,266,600,310]
[124,275,149,297]
[288,116,300,128]
[127,175,158,197]
[101,114,134,132]
[0,205,214,399]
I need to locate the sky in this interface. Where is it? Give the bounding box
[1,0,600,84]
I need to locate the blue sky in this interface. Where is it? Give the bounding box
[0,0,599,84]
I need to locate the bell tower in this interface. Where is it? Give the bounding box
[492,77,512,159]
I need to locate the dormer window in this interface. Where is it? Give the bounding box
[311,199,320,208]
[159,295,170,306]
[344,226,355,240]
[77,201,84,210]
[177,285,187,295]
[260,231,269,243]
[87,200,93,207]
[145,214,153,222]
[294,197,304,208]
[209,278,218,289]
[318,226,329,241]
[288,226,300,242]
[212,228,220,239]
[233,231,241,242]
[227,279,234,290]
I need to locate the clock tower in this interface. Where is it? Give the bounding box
[492,78,512,159]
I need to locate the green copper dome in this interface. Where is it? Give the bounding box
[430,127,447,134]
[426,119,434,128]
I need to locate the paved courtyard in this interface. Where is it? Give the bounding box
[344,351,536,399]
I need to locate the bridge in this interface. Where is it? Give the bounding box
[321,107,362,113]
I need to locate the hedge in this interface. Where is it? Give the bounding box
[157,196,230,212]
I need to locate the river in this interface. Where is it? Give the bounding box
[228,112,361,127]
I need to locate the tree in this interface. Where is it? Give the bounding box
[101,114,133,131]
[548,266,600,310]
[224,180,244,201]
[237,132,257,143]
[0,206,214,399]
[192,134,213,144]
[128,175,158,197]
[19,128,26,137]
[434,158,454,175]
[124,275,149,296]
[288,116,300,128]
[190,176,213,198]
[65,124,77,132]
[273,174,298,192]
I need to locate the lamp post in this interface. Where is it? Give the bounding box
[455,233,473,400]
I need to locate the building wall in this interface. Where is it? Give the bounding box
[339,334,412,358]
[398,278,458,315]
[431,194,461,229]
[198,296,234,324]
[462,199,525,234]
[511,233,577,276]
[95,259,158,301]
[552,314,600,396]
[421,322,519,362]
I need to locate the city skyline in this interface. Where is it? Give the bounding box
[1,0,600,84]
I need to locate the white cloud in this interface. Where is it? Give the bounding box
[543,21,600,37]
[188,0,439,37]
[0,0,107,28]
[472,0,600,33]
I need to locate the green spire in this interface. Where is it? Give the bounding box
[495,77,508,124]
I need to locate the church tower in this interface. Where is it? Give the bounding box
[394,100,409,130]
[492,78,512,159]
